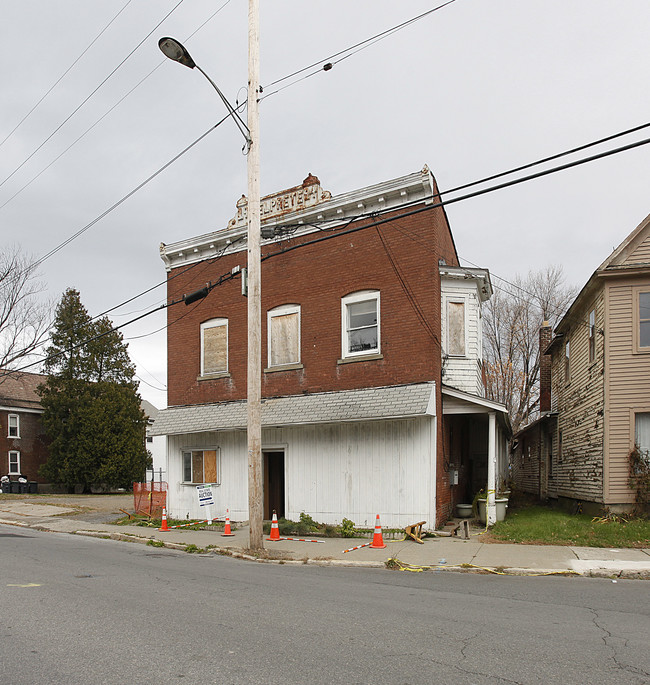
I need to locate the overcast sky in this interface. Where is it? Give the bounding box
[3,1,650,409]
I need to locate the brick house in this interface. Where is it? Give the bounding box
[0,371,49,485]
[152,167,510,528]
[512,212,650,514]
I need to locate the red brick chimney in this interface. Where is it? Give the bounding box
[539,322,552,413]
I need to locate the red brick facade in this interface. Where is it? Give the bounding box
[164,176,460,525]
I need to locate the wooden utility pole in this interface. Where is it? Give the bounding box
[247,0,263,549]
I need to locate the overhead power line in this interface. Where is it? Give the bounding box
[0,0,234,213]
[0,0,186,192]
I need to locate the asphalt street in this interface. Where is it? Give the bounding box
[1,524,649,685]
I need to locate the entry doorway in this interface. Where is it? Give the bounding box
[263,450,285,520]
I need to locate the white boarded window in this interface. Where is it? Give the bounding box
[182,448,220,484]
[342,291,380,358]
[201,319,228,376]
[268,305,300,367]
[447,300,466,356]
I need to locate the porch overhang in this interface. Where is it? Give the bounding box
[151,382,436,436]
[441,385,511,435]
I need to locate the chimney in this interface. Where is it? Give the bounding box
[539,321,552,413]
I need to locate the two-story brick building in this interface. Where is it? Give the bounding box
[512,212,650,513]
[0,371,49,486]
[152,167,509,528]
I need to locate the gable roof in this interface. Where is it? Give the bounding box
[151,382,436,436]
[553,211,650,337]
[0,371,45,411]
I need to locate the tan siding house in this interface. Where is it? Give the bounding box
[514,213,650,513]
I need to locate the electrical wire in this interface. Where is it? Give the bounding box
[259,1,456,99]
[0,0,186,192]
[0,0,134,151]
[0,0,235,213]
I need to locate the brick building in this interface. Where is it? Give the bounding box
[152,167,509,528]
[0,371,49,485]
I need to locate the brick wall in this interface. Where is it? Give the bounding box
[166,204,458,407]
[0,410,50,482]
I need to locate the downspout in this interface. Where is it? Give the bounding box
[487,411,497,525]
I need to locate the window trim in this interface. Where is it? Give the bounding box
[8,414,20,439]
[267,304,301,369]
[341,290,380,359]
[633,287,650,354]
[181,447,221,485]
[8,450,20,475]
[200,318,229,377]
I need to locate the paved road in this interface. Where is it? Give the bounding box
[1,524,649,685]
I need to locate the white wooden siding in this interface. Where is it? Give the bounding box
[165,417,435,529]
[441,283,483,396]
[626,233,650,264]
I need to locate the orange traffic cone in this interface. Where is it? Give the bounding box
[369,514,386,548]
[222,509,235,537]
[159,507,170,532]
[267,510,280,541]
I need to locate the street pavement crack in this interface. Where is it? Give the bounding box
[588,607,650,679]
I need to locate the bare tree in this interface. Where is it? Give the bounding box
[0,246,51,383]
[483,265,576,433]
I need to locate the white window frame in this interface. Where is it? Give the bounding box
[200,318,228,377]
[8,450,20,474]
[181,447,221,485]
[341,290,380,359]
[445,297,467,357]
[589,309,596,363]
[267,304,301,368]
[8,414,20,438]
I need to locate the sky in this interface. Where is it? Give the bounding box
[2,1,650,409]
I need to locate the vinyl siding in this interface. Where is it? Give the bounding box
[626,233,650,264]
[604,279,650,503]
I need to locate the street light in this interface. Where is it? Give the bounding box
[159,16,264,550]
[157,37,251,149]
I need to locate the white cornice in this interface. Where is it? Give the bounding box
[159,166,436,271]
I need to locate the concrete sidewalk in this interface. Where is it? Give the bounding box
[1,497,649,579]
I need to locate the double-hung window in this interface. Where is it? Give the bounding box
[267,305,301,368]
[182,449,219,484]
[341,291,380,358]
[8,414,19,438]
[8,450,20,474]
[636,289,650,352]
[200,318,228,376]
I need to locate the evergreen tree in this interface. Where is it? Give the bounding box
[39,289,149,491]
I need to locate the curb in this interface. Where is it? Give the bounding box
[1,518,648,578]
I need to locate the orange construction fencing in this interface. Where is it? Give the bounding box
[133,481,168,517]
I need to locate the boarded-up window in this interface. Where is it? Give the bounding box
[201,319,227,375]
[268,306,300,366]
[565,338,570,382]
[448,301,465,356]
[182,449,219,483]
